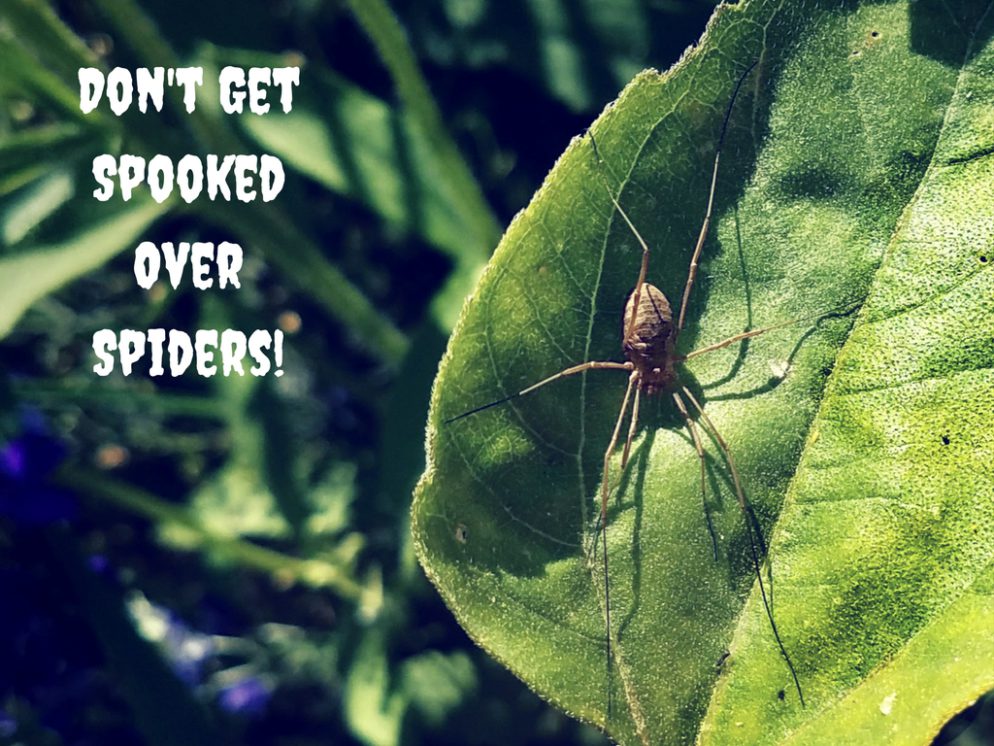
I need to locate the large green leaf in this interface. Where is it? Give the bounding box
[0,201,167,340]
[413,1,994,744]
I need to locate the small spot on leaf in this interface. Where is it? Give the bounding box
[880,692,896,715]
[716,650,730,670]
[941,435,951,446]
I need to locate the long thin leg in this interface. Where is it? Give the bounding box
[594,371,638,698]
[587,378,639,562]
[672,392,718,561]
[621,384,642,470]
[591,371,638,552]
[589,135,650,342]
[677,62,758,334]
[681,300,864,361]
[680,386,805,705]
[445,360,632,423]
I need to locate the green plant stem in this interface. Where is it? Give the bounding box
[14,380,225,419]
[343,0,500,256]
[62,467,365,601]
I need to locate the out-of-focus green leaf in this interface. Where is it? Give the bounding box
[208,46,489,330]
[344,628,478,746]
[400,650,477,728]
[0,200,167,340]
[341,0,500,250]
[344,628,406,746]
[1,169,75,245]
[0,38,101,125]
[0,0,100,82]
[170,312,359,550]
[222,49,486,260]
[413,0,994,743]
[376,322,449,580]
[68,468,367,600]
[397,0,717,112]
[0,125,98,198]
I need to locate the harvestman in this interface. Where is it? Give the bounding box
[448,62,807,705]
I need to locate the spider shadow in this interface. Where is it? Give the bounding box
[609,390,776,648]
[610,426,653,644]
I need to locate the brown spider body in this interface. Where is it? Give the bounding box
[622,283,678,395]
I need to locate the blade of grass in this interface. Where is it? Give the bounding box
[0,200,168,340]
[342,0,500,258]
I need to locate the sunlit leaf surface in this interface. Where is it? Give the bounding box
[413,1,994,743]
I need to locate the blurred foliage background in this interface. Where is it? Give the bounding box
[0,1,990,744]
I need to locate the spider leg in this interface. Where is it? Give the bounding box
[680,386,805,705]
[445,360,631,423]
[672,391,718,561]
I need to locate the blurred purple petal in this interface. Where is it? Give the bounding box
[126,596,215,685]
[0,708,15,738]
[87,554,110,574]
[218,676,270,716]
[0,419,74,525]
[0,441,26,477]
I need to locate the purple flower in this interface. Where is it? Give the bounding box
[0,708,15,738]
[126,595,215,685]
[218,676,271,716]
[0,419,74,525]
[87,554,110,574]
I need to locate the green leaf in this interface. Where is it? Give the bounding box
[344,628,407,746]
[1,168,74,245]
[0,125,98,199]
[412,1,994,744]
[221,45,491,329]
[397,0,710,112]
[200,45,471,255]
[0,37,99,125]
[237,60,482,262]
[0,200,167,340]
[343,628,478,746]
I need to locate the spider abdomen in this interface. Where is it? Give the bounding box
[622,282,678,392]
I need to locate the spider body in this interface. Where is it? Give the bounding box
[622,282,678,395]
